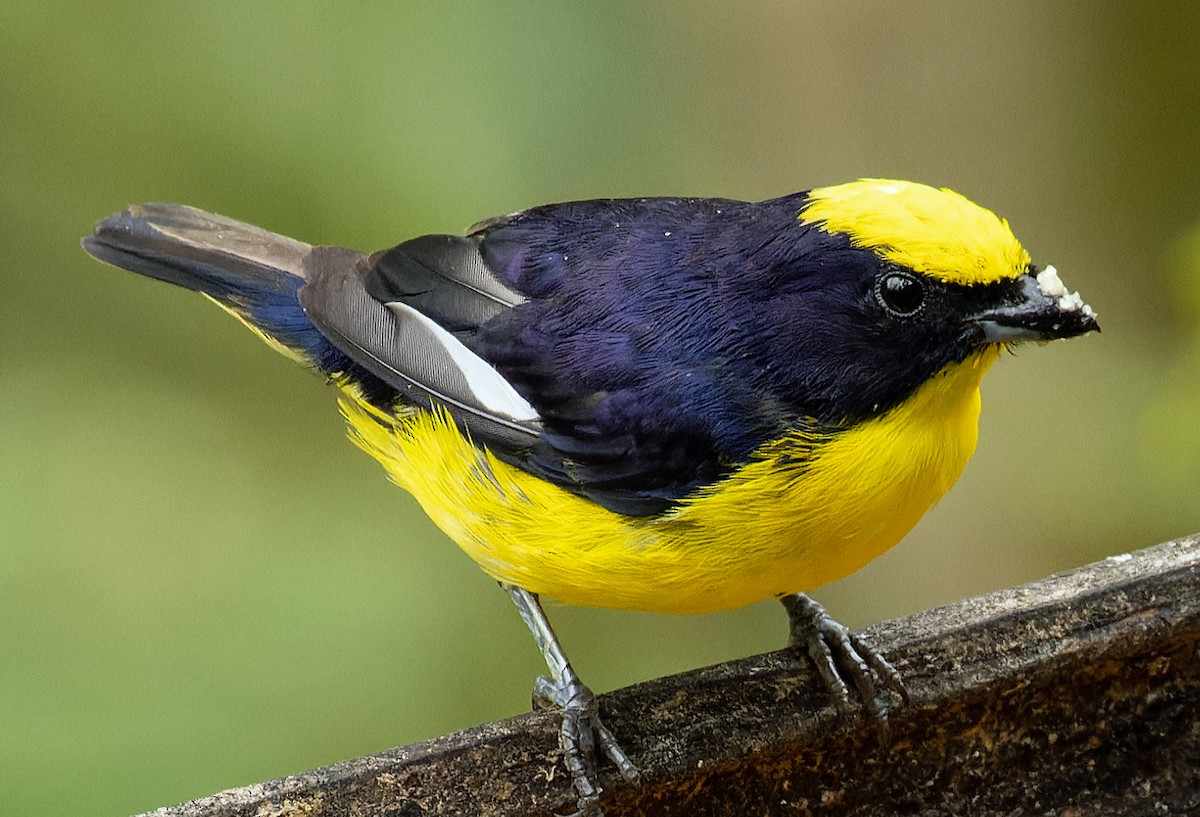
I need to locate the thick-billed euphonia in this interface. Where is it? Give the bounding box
[83,179,1097,814]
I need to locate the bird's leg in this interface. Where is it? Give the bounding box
[780,592,908,720]
[505,585,640,815]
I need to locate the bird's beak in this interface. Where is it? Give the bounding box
[968,266,1099,345]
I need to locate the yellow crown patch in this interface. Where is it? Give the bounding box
[799,179,1031,286]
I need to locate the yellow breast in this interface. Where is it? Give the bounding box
[340,346,999,615]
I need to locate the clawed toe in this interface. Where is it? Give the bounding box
[781,592,908,720]
[509,585,639,817]
[535,672,640,814]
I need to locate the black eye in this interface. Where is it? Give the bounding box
[876,271,925,316]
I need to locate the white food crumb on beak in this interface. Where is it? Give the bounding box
[1036,265,1066,297]
[1036,265,1094,316]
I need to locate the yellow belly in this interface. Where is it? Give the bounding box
[341,347,999,615]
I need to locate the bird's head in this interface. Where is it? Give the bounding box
[801,177,1097,344]
[747,179,1098,425]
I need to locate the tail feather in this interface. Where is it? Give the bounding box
[83,203,312,295]
[83,204,335,369]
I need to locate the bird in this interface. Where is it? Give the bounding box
[83,179,1098,815]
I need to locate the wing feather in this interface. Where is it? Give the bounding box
[298,246,541,454]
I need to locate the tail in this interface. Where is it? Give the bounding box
[83,203,344,369]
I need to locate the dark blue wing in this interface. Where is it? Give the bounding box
[302,194,819,516]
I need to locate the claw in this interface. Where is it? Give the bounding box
[507,585,640,817]
[781,592,908,720]
[592,711,640,783]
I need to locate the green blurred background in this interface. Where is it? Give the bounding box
[2,2,1199,815]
